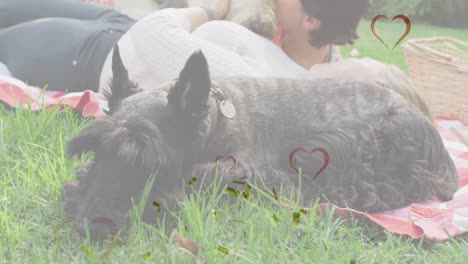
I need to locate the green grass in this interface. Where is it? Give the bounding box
[1,21,468,263]
[341,20,468,72]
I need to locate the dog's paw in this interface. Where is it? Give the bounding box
[62,182,80,216]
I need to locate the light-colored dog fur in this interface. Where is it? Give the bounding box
[180,0,278,38]
[208,0,276,39]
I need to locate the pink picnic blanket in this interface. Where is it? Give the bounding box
[0,75,108,118]
[319,116,468,241]
[1,74,467,241]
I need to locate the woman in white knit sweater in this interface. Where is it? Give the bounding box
[0,0,370,93]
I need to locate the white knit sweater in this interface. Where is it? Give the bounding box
[98,8,338,93]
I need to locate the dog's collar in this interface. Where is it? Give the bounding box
[211,87,237,119]
[168,78,236,119]
[210,87,226,102]
[202,87,236,152]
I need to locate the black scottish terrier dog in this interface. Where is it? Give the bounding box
[63,46,458,239]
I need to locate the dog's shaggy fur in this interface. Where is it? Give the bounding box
[63,47,458,239]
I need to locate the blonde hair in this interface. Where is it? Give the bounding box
[305,58,433,121]
[376,65,434,121]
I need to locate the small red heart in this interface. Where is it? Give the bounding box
[371,14,411,49]
[289,147,330,181]
[215,155,237,172]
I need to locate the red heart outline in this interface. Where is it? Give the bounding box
[215,155,237,172]
[289,147,330,181]
[371,14,411,49]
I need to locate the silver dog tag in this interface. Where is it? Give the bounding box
[219,100,237,119]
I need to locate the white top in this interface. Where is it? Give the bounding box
[98,8,338,94]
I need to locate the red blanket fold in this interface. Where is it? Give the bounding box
[0,75,107,118]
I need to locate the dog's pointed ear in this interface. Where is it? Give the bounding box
[104,45,142,115]
[167,50,211,115]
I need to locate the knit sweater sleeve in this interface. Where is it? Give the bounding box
[99,8,307,93]
[126,8,256,86]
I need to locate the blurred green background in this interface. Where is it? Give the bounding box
[340,0,468,72]
[368,0,467,28]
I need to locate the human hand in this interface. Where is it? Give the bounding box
[188,0,231,20]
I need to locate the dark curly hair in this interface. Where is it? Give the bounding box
[301,0,371,47]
